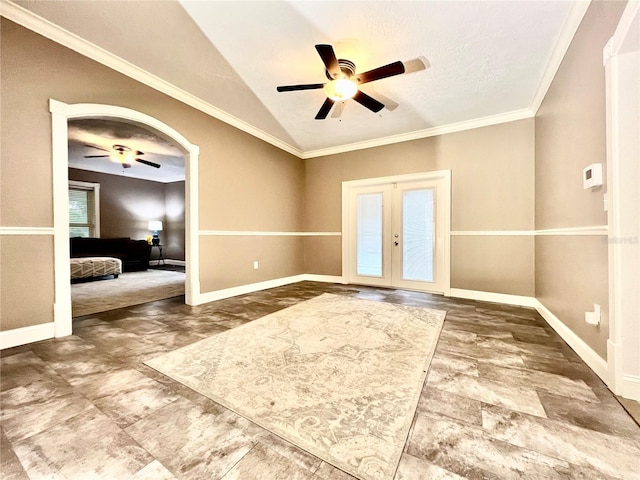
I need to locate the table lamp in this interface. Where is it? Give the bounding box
[148,221,163,245]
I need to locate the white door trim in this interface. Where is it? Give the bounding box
[604,0,640,401]
[50,100,201,339]
[342,170,451,295]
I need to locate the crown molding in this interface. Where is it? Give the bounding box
[529,0,591,114]
[2,0,586,159]
[0,0,305,159]
[300,108,534,159]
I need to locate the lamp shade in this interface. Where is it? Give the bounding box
[148,221,163,232]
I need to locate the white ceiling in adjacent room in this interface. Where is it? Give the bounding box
[68,119,185,183]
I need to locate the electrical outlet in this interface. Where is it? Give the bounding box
[585,304,601,326]
[253,261,259,270]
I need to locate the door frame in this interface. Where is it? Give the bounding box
[50,100,201,338]
[604,0,640,400]
[341,170,451,295]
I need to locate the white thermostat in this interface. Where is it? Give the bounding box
[583,163,603,189]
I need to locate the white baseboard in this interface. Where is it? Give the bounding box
[450,291,612,388]
[194,275,307,304]
[199,283,535,308]
[450,288,537,308]
[608,339,640,401]
[164,259,186,266]
[620,375,640,401]
[302,274,346,284]
[534,300,609,384]
[0,322,55,350]
[193,274,347,305]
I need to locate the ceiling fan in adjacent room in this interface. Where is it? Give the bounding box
[276,44,424,120]
[83,144,161,169]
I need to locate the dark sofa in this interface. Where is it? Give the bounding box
[70,237,151,272]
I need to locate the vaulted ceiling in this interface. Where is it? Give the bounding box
[9,0,587,162]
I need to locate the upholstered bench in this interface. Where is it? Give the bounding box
[70,257,122,281]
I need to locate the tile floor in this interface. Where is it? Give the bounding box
[1,282,639,479]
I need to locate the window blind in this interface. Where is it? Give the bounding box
[69,187,95,237]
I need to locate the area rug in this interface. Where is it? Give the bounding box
[145,293,446,480]
[71,270,185,317]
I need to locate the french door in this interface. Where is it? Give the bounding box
[343,171,450,295]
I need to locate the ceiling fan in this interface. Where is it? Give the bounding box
[84,144,161,169]
[277,44,411,120]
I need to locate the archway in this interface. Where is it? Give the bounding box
[50,100,200,338]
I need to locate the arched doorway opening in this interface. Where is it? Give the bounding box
[50,100,200,338]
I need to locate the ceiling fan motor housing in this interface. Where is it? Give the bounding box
[113,144,131,154]
[326,59,356,80]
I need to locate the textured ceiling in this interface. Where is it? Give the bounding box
[68,119,185,183]
[179,0,574,152]
[13,0,579,162]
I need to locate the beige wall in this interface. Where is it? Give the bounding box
[200,236,304,292]
[0,19,304,330]
[535,0,627,357]
[165,181,186,261]
[0,236,55,331]
[304,119,536,296]
[69,169,186,261]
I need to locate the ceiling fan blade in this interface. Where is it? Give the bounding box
[315,44,341,78]
[331,101,345,118]
[84,144,110,152]
[315,97,335,120]
[84,155,110,158]
[361,87,399,111]
[355,61,406,84]
[122,163,132,169]
[403,56,430,74]
[353,90,385,113]
[136,158,161,168]
[277,83,324,92]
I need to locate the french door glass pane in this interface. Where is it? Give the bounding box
[357,193,383,276]
[403,189,434,281]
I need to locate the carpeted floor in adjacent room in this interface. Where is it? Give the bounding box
[71,269,185,317]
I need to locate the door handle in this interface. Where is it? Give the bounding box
[394,241,399,246]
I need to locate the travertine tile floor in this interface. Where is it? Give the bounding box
[1,282,639,479]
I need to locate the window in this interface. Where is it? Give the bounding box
[69,181,100,237]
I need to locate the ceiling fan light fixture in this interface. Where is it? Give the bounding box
[110,152,132,165]
[323,79,358,101]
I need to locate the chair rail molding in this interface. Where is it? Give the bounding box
[0,226,55,235]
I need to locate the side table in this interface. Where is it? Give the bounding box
[151,244,166,266]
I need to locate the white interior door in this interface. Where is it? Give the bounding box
[345,172,450,295]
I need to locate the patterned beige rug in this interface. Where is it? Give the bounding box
[71,270,185,317]
[146,293,445,480]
